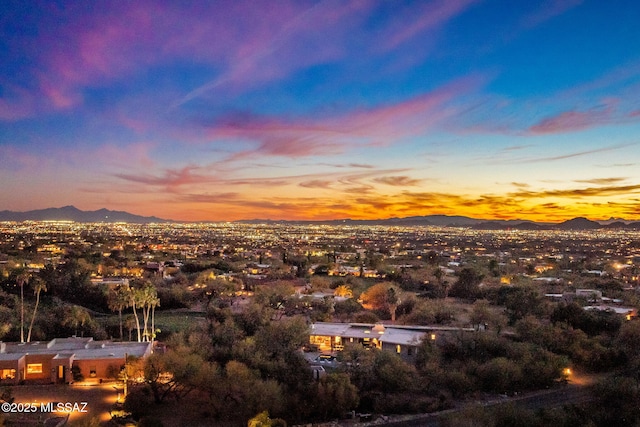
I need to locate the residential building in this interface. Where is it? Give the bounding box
[0,337,152,384]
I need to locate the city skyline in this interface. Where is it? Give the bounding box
[1,1,640,222]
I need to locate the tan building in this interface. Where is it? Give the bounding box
[0,337,152,384]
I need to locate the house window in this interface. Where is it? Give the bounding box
[27,364,42,374]
[407,347,413,356]
[396,345,401,353]
[90,366,97,377]
[1,369,15,379]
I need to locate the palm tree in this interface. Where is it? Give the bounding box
[108,284,131,340]
[140,284,158,342]
[333,285,353,298]
[16,270,30,343]
[150,294,160,342]
[26,276,47,342]
[63,305,91,336]
[387,287,399,323]
[129,288,144,342]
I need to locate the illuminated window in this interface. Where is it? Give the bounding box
[430,334,436,341]
[90,366,97,377]
[1,369,15,379]
[396,345,401,353]
[27,364,42,374]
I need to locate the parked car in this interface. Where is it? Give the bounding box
[315,354,337,363]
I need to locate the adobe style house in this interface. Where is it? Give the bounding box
[309,322,475,360]
[0,337,152,384]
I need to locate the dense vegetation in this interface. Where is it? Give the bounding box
[1,227,640,426]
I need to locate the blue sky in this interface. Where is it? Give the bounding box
[1,0,640,221]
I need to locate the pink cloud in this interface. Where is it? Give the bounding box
[520,0,583,29]
[528,108,611,134]
[381,0,478,51]
[0,146,42,170]
[207,76,479,159]
[0,97,33,121]
[92,142,157,169]
[114,165,215,190]
[27,1,375,110]
[0,83,38,121]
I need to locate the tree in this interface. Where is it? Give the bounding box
[334,285,353,298]
[616,319,640,359]
[16,270,30,342]
[360,282,401,321]
[387,287,399,323]
[314,373,359,420]
[129,286,144,342]
[504,286,546,324]
[26,276,47,342]
[488,259,500,277]
[108,284,131,340]
[248,411,272,427]
[139,283,159,342]
[449,268,483,300]
[142,349,208,403]
[470,299,491,330]
[63,305,92,336]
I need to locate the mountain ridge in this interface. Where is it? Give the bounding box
[0,206,170,223]
[1,207,640,229]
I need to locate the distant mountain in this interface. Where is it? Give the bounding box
[235,215,640,230]
[2,208,637,228]
[604,221,628,229]
[0,206,170,223]
[606,221,640,230]
[555,217,602,230]
[599,217,630,225]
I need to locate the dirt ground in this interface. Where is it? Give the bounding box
[2,381,123,426]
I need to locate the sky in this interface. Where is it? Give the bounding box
[1,0,640,222]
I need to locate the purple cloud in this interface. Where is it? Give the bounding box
[205,76,479,159]
[529,108,611,134]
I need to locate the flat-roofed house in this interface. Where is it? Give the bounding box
[309,322,474,361]
[0,352,25,382]
[0,337,152,384]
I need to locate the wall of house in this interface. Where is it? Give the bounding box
[381,342,418,361]
[74,358,124,381]
[24,354,54,381]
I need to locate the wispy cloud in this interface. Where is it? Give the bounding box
[299,180,334,189]
[373,176,422,186]
[520,0,583,29]
[114,165,216,190]
[204,76,479,159]
[510,184,640,199]
[512,143,634,164]
[528,108,612,134]
[574,177,627,185]
[380,0,478,51]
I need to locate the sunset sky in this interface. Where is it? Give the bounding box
[1,0,640,222]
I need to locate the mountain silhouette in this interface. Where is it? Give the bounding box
[0,206,170,223]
